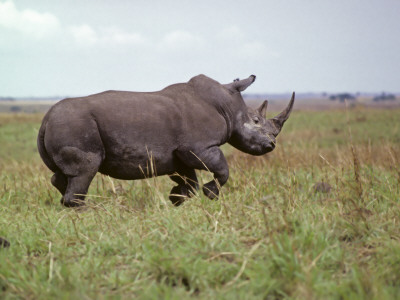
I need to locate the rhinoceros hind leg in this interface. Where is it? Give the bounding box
[51,171,68,205]
[62,173,97,207]
[55,147,102,207]
[51,171,68,203]
[169,167,198,206]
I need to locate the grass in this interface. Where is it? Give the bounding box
[0,108,399,299]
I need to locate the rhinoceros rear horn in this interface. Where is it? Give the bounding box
[272,92,295,130]
[224,75,256,92]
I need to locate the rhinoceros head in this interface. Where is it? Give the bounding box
[225,76,295,156]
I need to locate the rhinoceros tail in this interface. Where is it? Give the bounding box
[37,113,59,173]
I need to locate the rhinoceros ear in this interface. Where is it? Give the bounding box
[224,75,256,92]
[257,100,268,118]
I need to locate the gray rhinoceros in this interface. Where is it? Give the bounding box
[37,74,294,207]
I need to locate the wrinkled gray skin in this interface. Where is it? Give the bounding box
[37,75,295,207]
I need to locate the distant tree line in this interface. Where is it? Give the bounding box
[0,97,15,101]
[329,93,356,102]
[373,92,396,102]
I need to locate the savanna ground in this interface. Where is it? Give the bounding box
[0,107,399,299]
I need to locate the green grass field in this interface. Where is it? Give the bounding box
[0,108,399,299]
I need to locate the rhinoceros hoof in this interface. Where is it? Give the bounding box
[169,185,189,206]
[202,182,219,200]
[0,237,10,248]
[60,197,85,208]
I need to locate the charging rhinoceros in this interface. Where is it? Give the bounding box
[38,74,294,206]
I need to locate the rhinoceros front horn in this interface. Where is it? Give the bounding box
[272,92,295,130]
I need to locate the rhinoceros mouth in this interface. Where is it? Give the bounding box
[262,142,275,152]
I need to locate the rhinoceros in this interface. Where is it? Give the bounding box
[37,74,294,207]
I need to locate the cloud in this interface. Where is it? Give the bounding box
[68,24,98,45]
[160,30,204,50]
[0,1,145,46]
[216,26,280,60]
[240,41,280,58]
[104,27,145,45]
[217,25,245,40]
[0,0,60,38]
[69,24,146,47]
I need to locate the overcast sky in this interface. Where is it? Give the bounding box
[1,0,399,97]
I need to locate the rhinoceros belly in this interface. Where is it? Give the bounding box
[98,145,177,180]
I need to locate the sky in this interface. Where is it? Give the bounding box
[0,0,399,97]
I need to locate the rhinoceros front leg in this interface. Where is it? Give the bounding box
[175,146,229,200]
[169,167,199,206]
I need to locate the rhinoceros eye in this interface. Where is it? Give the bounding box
[253,117,260,124]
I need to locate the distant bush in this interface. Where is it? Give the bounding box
[10,106,22,112]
